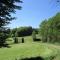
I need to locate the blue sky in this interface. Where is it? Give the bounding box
[8,0,60,29]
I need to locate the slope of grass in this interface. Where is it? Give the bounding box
[51,45,60,60]
[0,42,58,60]
[1,35,60,60]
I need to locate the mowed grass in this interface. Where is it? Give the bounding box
[0,43,58,60]
[0,36,59,60]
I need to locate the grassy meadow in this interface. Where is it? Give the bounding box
[0,0,60,60]
[0,36,60,60]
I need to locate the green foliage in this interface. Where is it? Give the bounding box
[11,28,17,37]
[32,31,36,41]
[13,31,18,43]
[39,20,48,42]
[11,27,39,37]
[0,0,22,45]
[11,26,33,37]
[14,37,18,43]
[39,13,60,43]
[17,26,33,37]
[33,28,39,34]
[0,0,22,27]
[0,28,10,46]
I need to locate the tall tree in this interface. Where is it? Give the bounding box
[0,0,22,46]
[39,20,48,42]
[0,0,22,27]
[39,13,60,43]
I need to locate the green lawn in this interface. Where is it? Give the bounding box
[0,36,60,60]
[0,42,58,60]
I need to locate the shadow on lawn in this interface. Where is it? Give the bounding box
[15,56,56,60]
[21,56,44,60]
[0,43,11,48]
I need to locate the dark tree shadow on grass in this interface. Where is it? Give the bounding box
[33,38,41,42]
[0,43,11,48]
[15,56,56,60]
[21,56,44,60]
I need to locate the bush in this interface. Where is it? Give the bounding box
[32,31,36,41]
[11,26,33,37]
[0,28,10,46]
[14,37,18,43]
[17,27,33,37]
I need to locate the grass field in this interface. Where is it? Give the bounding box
[0,36,60,60]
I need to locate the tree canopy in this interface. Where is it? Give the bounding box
[0,0,22,46]
[0,0,22,27]
[39,12,60,43]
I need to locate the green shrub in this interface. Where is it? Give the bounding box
[0,29,10,46]
[14,37,18,43]
[32,31,36,41]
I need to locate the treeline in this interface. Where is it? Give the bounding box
[0,12,60,46]
[39,13,60,43]
[11,26,38,37]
